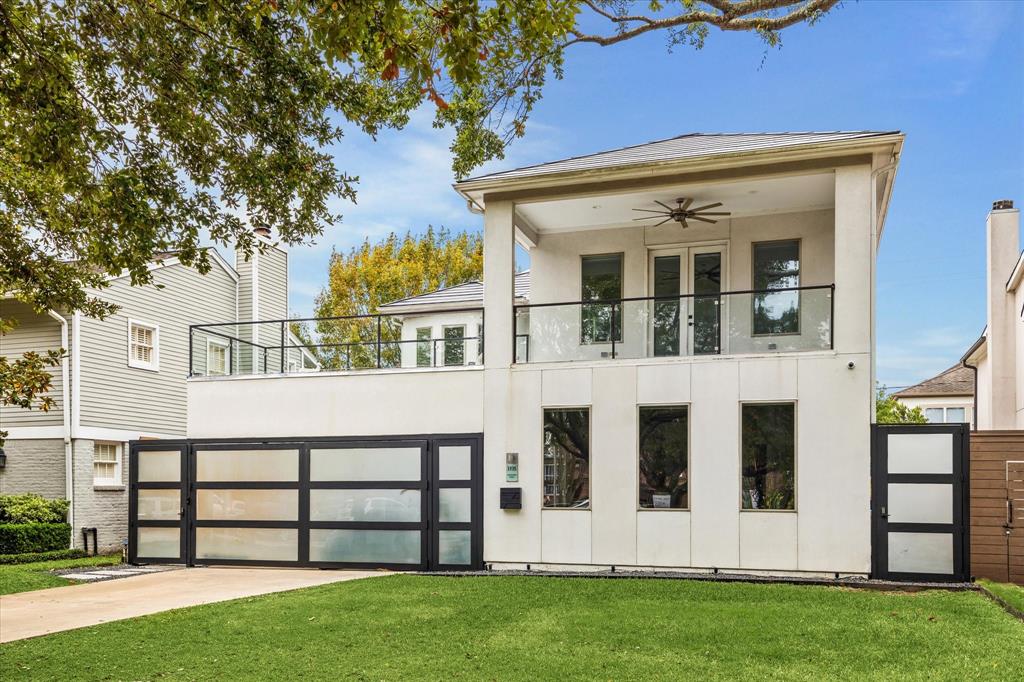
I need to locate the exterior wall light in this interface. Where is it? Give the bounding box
[0,447,6,468]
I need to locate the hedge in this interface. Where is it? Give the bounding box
[0,548,87,565]
[0,494,70,524]
[0,523,72,554]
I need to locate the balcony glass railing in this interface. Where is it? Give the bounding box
[513,285,833,364]
[190,308,483,377]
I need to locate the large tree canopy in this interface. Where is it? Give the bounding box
[1,1,838,416]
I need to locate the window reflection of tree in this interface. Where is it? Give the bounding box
[543,409,590,508]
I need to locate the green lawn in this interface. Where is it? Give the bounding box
[979,579,1024,613]
[0,555,123,596]
[2,575,1022,680]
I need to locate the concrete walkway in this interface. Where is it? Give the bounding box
[0,566,385,642]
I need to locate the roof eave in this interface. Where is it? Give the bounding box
[454,133,905,205]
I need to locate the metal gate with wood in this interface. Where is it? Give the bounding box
[871,424,970,582]
[969,431,1024,585]
[128,434,483,571]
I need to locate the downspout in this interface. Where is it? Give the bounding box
[47,310,73,547]
[962,358,979,431]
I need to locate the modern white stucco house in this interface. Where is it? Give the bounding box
[178,132,905,577]
[0,232,292,551]
[961,200,1023,430]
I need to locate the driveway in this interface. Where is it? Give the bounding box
[0,566,385,642]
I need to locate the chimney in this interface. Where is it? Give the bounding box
[986,199,1019,428]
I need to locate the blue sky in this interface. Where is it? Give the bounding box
[283,0,1023,390]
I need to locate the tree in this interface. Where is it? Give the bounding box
[311,227,483,369]
[2,1,839,415]
[876,386,928,425]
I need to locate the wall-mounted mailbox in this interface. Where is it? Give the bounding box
[500,487,522,510]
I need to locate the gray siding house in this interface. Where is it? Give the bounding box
[0,231,289,552]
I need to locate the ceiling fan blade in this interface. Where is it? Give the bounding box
[633,215,657,221]
[679,198,694,211]
[632,208,668,214]
[693,211,731,216]
[689,202,723,212]
[653,200,675,211]
[690,216,717,224]
[654,217,673,227]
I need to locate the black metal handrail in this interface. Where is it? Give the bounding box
[189,306,484,376]
[513,284,834,362]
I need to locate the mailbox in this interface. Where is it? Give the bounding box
[500,487,522,510]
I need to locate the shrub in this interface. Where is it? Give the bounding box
[0,523,71,554]
[0,548,87,565]
[0,494,70,524]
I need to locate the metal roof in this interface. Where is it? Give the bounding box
[460,132,900,185]
[378,270,530,312]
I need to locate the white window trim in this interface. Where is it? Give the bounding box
[206,337,231,376]
[127,318,160,371]
[93,441,124,487]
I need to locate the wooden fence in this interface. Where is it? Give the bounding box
[970,431,1024,584]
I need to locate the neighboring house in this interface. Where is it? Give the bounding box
[893,365,974,424]
[0,230,289,551]
[961,200,1022,430]
[177,131,904,577]
[377,271,530,368]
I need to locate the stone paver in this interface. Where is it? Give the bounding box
[0,566,386,642]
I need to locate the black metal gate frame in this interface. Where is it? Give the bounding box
[129,433,483,572]
[871,423,971,582]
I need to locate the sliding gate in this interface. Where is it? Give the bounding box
[129,435,482,571]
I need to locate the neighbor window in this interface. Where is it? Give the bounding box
[443,326,465,366]
[925,407,967,424]
[741,403,795,510]
[543,408,590,508]
[752,240,800,335]
[581,254,623,343]
[128,320,159,370]
[207,339,229,376]
[415,327,432,367]
[94,442,122,486]
[638,406,689,509]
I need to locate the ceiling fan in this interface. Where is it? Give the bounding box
[632,198,731,228]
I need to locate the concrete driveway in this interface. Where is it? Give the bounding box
[0,566,386,642]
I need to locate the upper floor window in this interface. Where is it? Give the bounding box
[752,240,800,335]
[443,325,466,366]
[581,253,623,343]
[543,408,590,509]
[207,338,229,376]
[93,441,122,486]
[128,320,159,371]
[416,327,432,367]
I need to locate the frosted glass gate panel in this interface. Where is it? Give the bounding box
[872,425,969,582]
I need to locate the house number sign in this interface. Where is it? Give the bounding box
[506,452,519,482]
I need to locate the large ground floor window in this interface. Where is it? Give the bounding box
[638,406,689,509]
[741,403,796,510]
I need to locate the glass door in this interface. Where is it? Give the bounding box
[431,438,482,570]
[129,444,188,564]
[649,249,685,357]
[689,247,723,355]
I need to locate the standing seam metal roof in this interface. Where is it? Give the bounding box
[460,132,900,184]
[378,271,530,311]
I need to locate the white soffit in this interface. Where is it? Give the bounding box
[516,172,835,233]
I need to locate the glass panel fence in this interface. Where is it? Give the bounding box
[190,309,484,376]
[514,286,832,363]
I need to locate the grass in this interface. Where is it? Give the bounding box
[2,575,1022,681]
[979,579,1024,613]
[0,555,122,596]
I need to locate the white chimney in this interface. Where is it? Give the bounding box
[987,199,1019,428]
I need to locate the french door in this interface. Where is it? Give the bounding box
[648,245,725,356]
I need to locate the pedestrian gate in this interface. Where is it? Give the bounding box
[129,435,483,571]
[871,424,970,582]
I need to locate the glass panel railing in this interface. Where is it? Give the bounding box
[513,285,832,364]
[190,308,483,376]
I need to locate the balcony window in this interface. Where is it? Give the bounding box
[416,327,432,367]
[543,408,590,509]
[752,240,800,335]
[443,325,465,366]
[581,254,622,343]
[741,403,795,510]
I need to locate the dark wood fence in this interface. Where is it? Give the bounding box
[970,431,1024,584]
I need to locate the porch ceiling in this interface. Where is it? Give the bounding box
[515,172,835,234]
